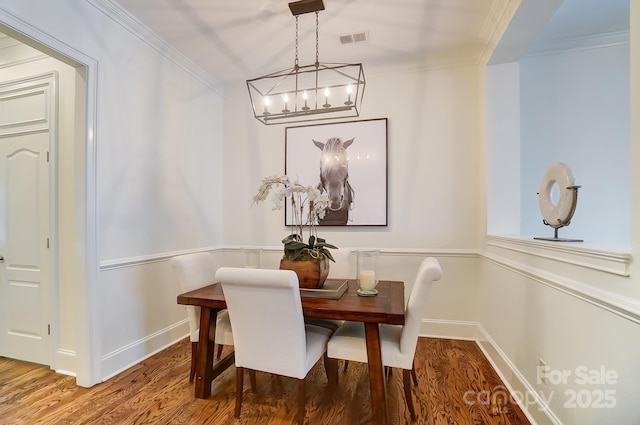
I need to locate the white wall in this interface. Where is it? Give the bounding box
[478,252,640,424]
[222,66,483,251]
[0,0,225,381]
[90,7,224,377]
[482,6,640,425]
[221,66,485,326]
[486,62,521,235]
[487,43,631,248]
[519,44,630,245]
[631,0,640,283]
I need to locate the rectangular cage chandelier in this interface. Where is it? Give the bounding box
[247,0,365,125]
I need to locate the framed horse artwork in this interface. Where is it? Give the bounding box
[285,118,388,226]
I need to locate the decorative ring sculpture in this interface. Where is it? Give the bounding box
[538,162,576,228]
[534,162,582,242]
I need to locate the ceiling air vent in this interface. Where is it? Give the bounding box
[353,32,367,43]
[340,35,354,44]
[339,31,368,45]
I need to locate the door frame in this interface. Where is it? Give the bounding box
[0,10,100,386]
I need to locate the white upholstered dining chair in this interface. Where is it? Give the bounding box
[170,252,234,382]
[327,257,443,421]
[215,267,337,425]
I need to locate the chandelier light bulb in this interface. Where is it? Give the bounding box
[282,93,290,113]
[263,96,271,115]
[323,87,331,108]
[302,90,310,111]
[345,84,353,106]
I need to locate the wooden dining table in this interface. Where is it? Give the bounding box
[177,278,405,425]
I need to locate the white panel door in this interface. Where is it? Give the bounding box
[0,75,54,365]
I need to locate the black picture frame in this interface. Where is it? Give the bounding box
[285,118,388,226]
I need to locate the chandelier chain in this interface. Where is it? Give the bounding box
[315,11,319,67]
[295,15,299,68]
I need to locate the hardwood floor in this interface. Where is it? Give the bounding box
[0,338,531,425]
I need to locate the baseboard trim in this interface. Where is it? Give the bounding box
[55,348,77,377]
[421,319,560,425]
[420,318,484,340]
[100,319,190,381]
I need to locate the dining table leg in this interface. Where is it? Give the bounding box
[364,322,388,425]
[194,307,215,398]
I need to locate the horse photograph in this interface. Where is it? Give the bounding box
[285,118,387,226]
[313,137,355,225]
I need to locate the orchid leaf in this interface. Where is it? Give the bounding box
[322,249,335,262]
[284,241,307,250]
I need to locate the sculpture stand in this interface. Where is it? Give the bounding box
[534,225,583,242]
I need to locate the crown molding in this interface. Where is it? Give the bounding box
[525,30,630,57]
[477,0,520,65]
[0,31,20,48]
[88,0,224,96]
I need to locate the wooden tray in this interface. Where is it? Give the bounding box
[300,279,348,299]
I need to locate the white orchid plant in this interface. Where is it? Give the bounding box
[253,175,337,262]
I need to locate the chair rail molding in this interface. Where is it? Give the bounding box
[100,246,222,271]
[101,246,480,271]
[486,235,631,276]
[483,236,640,325]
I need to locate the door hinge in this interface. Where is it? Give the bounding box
[47,151,50,163]
[48,324,51,335]
[46,238,49,248]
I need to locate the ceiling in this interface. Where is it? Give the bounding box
[110,0,508,84]
[110,0,629,87]
[491,0,628,63]
[111,0,510,86]
[534,0,628,44]
[1,0,630,87]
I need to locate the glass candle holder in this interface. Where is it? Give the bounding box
[356,249,379,291]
